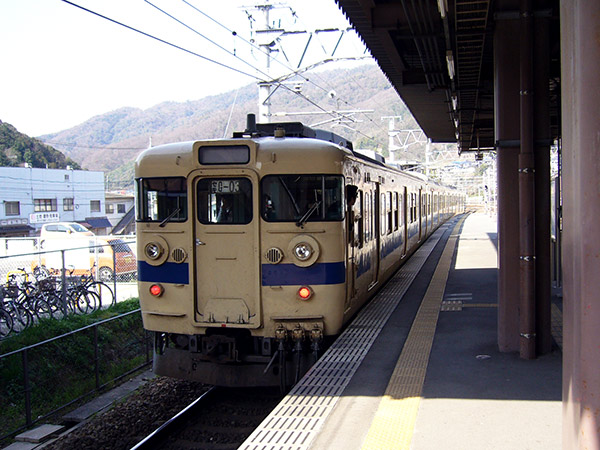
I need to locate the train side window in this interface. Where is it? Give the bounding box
[260,175,343,222]
[136,177,187,223]
[197,178,253,225]
[381,193,386,236]
[413,194,417,222]
[364,192,370,243]
[386,192,394,234]
[372,192,376,239]
[393,193,399,231]
[357,190,364,248]
[398,194,402,227]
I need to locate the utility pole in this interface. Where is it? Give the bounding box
[244,2,369,125]
[249,3,284,123]
[383,116,460,177]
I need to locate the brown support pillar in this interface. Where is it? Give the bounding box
[495,2,521,353]
[533,12,552,356]
[518,0,536,359]
[561,0,600,447]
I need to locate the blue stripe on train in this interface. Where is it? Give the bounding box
[262,261,346,286]
[138,261,190,284]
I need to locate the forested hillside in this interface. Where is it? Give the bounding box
[39,64,422,190]
[0,121,81,169]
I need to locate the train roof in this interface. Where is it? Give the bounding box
[137,114,459,192]
[232,114,397,168]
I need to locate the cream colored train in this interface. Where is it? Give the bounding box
[135,115,463,388]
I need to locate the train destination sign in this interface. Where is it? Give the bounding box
[210,180,241,194]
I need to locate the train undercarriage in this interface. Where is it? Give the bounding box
[152,326,333,389]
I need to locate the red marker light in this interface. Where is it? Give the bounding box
[149,284,164,297]
[298,286,312,300]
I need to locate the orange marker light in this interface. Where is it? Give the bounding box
[150,284,164,297]
[298,286,312,300]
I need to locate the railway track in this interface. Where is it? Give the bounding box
[131,385,283,450]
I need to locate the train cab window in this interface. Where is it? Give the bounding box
[136,177,187,223]
[197,178,253,224]
[260,175,344,223]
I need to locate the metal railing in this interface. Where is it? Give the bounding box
[0,309,152,441]
[0,237,138,336]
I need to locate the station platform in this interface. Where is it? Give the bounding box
[241,212,562,450]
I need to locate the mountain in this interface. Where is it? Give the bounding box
[0,121,81,169]
[39,64,423,190]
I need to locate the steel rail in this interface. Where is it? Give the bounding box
[129,386,218,450]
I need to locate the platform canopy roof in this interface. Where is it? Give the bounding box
[335,0,560,154]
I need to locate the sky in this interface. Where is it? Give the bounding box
[0,0,370,137]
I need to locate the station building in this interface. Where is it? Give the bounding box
[0,166,111,237]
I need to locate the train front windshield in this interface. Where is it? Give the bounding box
[261,175,344,223]
[136,177,187,223]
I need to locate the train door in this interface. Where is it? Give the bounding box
[401,186,408,257]
[428,193,432,234]
[418,188,423,242]
[369,183,380,289]
[423,192,428,237]
[192,170,261,328]
[345,185,360,310]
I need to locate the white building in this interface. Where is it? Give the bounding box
[0,166,110,236]
[105,192,135,234]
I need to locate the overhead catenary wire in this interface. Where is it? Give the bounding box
[59,0,379,142]
[142,1,367,129]
[59,0,263,82]
[178,0,380,133]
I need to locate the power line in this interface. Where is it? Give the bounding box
[61,0,351,130]
[146,1,350,124]
[180,1,379,131]
[42,142,145,150]
[60,0,263,81]
[143,0,268,79]
[60,0,381,143]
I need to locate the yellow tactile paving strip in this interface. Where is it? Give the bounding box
[240,223,450,450]
[361,215,467,450]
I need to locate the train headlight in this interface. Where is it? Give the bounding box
[145,242,163,260]
[288,235,320,267]
[293,243,313,261]
[143,236,169,266]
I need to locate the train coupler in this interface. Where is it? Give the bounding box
[275,326,287,342]
[292,326,305,343]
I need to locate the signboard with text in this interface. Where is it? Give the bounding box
[29,212,60,224]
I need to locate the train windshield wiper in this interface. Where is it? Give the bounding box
[159,208,181,227]
[296,201,321,228]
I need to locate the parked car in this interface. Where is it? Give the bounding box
[40,222,94,239]
[33,236,137,282]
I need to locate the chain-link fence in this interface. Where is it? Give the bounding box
[0,237,138,337]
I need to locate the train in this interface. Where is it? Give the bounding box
[135,114,464,388]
